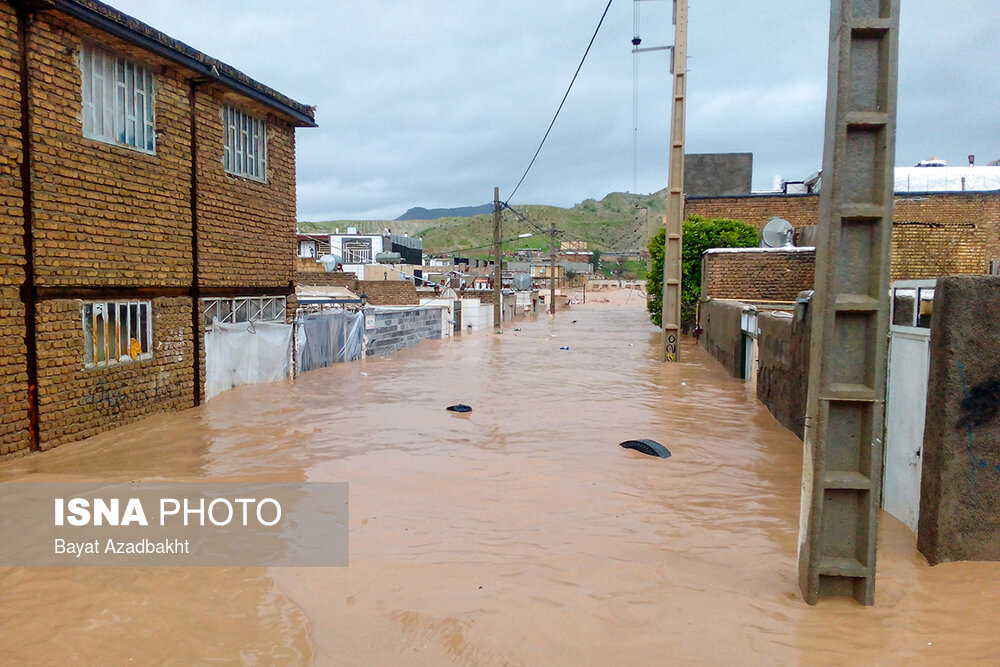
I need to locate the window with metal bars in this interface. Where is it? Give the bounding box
[222,104,267,182]
[80,43,156,154]
[202,297,286,328]
[82,301,153,368]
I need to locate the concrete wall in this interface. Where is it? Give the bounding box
[755,308,811,440]
[684,153,752,197]
[918,276,1000,564]
[699,300,744,378]
[700,299,810,439]
[365,307,444,358]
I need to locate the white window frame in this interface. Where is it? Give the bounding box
[82,300,153,368]
[222,104,267,182]
[80,43,156,154]
[298,240,318,258]
[202,296,286,329]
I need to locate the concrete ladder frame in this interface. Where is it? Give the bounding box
[661,0,686,363]
[798,0,900,605]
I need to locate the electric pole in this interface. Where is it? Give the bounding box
[549,222,557,316]
[661,0,687,363]
[798,0,900,606]
[493,186,502,330]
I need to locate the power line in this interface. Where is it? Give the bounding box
[505,0,615,204]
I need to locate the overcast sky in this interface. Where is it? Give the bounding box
[108,1,999,221]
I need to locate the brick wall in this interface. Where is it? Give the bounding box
[0,7,308,457]
[689,191,999,282]
[355,280,419,306]
[28,13,193,287]
[0,4,29,456]
[891,222,985,280]
[297,270,357,288]
[195,91,297,288]
[702,249,816,301]
[35,296,194,450]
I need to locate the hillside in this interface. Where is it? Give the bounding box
[298,190,668,256]
[396,204,493,221]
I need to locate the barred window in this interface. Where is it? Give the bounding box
[82,301,152,368]
[223,104,267,181]
[80,43,155,154]
[202,296,286,328]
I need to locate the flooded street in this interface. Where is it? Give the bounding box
[2,295,1000,665]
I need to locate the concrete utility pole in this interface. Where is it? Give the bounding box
[549,222,557,316]
[493,186,502,330]
[660,0,687,363]
[798,0,900,606]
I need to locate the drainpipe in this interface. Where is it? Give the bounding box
[16,3,39,451]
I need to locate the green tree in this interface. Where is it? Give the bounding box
[647,216,757,327]
[590,249,602,273]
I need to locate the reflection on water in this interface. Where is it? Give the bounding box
[2,298,999,665]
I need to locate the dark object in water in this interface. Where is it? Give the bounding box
[446,404,473,413]
[620,439,671,458]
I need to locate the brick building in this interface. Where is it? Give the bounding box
[1,0,315,457]
[686,190,1000,280]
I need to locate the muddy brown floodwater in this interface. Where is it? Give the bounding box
[2,293,1000,665]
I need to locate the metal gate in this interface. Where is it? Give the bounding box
[882,280,935,533]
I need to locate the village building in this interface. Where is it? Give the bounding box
[0,0,316,457]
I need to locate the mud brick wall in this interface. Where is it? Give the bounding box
[0,288,29,457]
[356,280,419,306]
[195,91,296,288]
[365,307,442,358]
[918,276,1000,564]
[686,194,820,230]
[0,6,30,457]
[34,296,194,450]
[0,2,23,287]
[891,222,986,280]
[297,271,358,288]
[702,249,816,301]
[26,13,193,287]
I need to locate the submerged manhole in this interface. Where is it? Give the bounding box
[619,439,671,458]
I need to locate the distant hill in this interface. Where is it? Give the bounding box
[396,204,493,221]
[298,190,668,256]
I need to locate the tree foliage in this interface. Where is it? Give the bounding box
[646,216,758,327]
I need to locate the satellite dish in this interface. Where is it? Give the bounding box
[761,217,794,248]
[319,253,343,272]
[512,273,532,291]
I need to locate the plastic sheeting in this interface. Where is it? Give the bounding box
[205,320,293,400]
[297,311,364,373]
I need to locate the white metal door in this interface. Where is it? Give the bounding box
[882,280,934,533]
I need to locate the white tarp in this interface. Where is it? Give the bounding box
[205,320,293,400]
[894,166,1000,193]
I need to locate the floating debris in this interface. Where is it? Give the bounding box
[446,404,473,413]
[619,439,671,458]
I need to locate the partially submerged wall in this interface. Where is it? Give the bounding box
[918,276,1000,564]
[700,298,810,439]
[366,307,444,358]
[699,300,743,378]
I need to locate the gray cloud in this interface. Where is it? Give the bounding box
[109,1,1000,220]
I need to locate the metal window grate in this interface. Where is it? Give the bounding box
[80,43,155,154]
[82,300,153,368]
[202,297,286,328]
[222,104,267,182]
